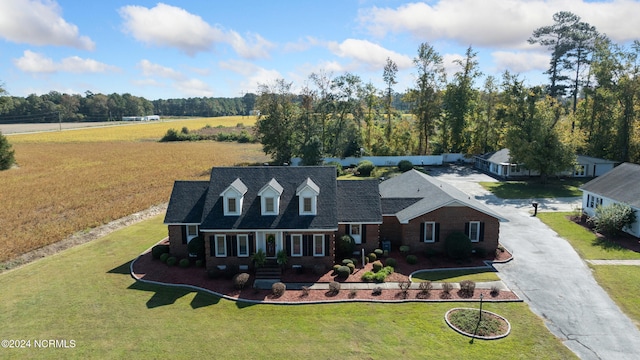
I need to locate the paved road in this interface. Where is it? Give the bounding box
[430,165,640,360]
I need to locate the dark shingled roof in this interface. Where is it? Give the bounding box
[164,181,209,224]
[336,180,382,223]
[381,198,422,215]
[200,166,338,230]
[580,162,640,208]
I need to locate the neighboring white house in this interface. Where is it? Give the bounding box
[581,162,640,238]
[122,115,160,121]
[474,148,617,179]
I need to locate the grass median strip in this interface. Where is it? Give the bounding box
[411,268,500,283]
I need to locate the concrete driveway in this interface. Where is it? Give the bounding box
[430,165,640,360]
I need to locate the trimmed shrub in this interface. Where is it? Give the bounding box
[233,273,250,290]
[341,258,354,265]
[350,257,359,266]
[186,235,204,259]
[356,160,375,177]
[441,282,453,299]
[418,281,433,297]
[490,285,500,297]
[372,260,383,272]
[336,265,351,278]
[329,281,341,294]
[326,161,345,176]
[445,231,473,260]
[385,257,397,268]
[397,159,414,172]
[361,271,375,282]
[346,263,355,274]
[374,248,384,257]
[179,258,190,268]
[459,280,476,298]
[372,287,382,296]
[399,245,410,255]
[151,244,170,259]
[591,203,637,236]
[272,282,286,297]
[159,252,170,263]
[473,247,487,258]
[195,259,204,267]
[166,256,177,266]
[406,254,418,265]
[367,252,377,262]
[336,235,356,259]
[332,264,341,275]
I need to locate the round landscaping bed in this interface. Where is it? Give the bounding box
[445,308,510,340]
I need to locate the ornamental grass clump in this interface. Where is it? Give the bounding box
[271,282,286,297]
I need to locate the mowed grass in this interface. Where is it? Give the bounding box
[411,268,501,282]
[591,266,640,327]
[537,212,640,260]
[479,179,584,199]
[0,116,268,263]
[0,215,576,359]
[8,116,256,144]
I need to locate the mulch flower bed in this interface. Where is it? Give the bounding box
[131,244,518,303]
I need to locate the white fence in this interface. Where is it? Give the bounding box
[291,154,468,167]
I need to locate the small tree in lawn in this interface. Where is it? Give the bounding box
[0,131,16,170]
[590,203,637,236]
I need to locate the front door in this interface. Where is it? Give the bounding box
[266,233,277,257]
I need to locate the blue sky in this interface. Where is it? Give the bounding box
[1,0,640,100]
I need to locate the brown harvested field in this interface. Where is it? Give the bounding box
[0,118,269,263]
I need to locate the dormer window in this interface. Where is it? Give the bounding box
[258,178,283,216]
[296,177,319,215]
[220,178,247,216]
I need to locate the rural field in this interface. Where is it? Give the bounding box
[0,117,268,264]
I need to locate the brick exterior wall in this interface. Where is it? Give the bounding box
[335,224,381,255]
[168,225,189,258]
[381,206,499,255]
[203,231,335,273]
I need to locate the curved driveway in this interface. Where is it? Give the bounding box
[430,165,640,360]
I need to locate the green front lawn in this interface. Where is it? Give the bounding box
[411,268,501,283]
[591,266,640,327]
[480,179,585,199]
[0,215,575,359]
[537,212,640,260]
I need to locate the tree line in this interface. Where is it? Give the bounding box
[256,11,640,176]
[0,90,257,124]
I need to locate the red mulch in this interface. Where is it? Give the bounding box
[569,215,640,252]
[131,245,518,303]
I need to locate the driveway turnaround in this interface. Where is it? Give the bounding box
[431,166,640,360]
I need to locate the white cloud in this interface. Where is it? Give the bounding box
[0,0,94,50]
[358,0,640,48]
[119,3,273,59]
[327,38,413,71]
[14,50,118,73]
[283,36,321,53]
[138,60,184,80]
[175,78,214,97]
[492,51,549,74]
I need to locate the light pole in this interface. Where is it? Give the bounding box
[479,293,484,322]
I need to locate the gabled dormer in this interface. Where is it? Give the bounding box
[258,178,284,215]
[220,178,247,216]
[296,177,320,215]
